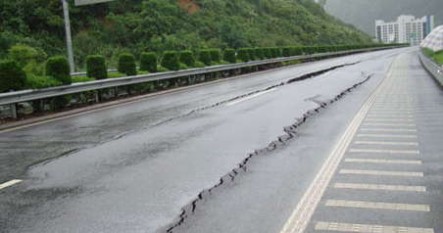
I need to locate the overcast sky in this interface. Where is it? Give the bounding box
[324,0,443,36]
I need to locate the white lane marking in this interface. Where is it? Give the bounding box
[366,115,415,119]
[315,222,434,233]
[357,134,418,139]
[0,179,22,190]
[354,141,418,146]
[333,183,426,192]
[364,119,415,123]
[325,200,430,212]
[366,114,414,118]
[344,158,422,165]
[226,88,276,106]
[278,60,381,233]
[360,128,417,132]
[349,148,420,154]
[339,169,424,177]
[362,123,416,128]
[369,110,414,113]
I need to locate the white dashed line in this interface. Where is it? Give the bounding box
[0,179,22,190]
[226,88,276,106]
[333,183,426,192]
[357,134,418,139]
[315,222,434,233]
[362,122,416,128]
[349,148,420,154]
[366,115,415,119]
[360,128,417,133]
[364,118,415,122]
[354,141,418,146]
[344,158,422,165]
[339,169,424,177]
[325,200,430,212]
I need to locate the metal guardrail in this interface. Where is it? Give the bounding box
[0,47,399,106]
[419,52,443,86]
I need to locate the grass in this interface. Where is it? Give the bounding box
[26,75,61,89]
[433,52,443,65]
[72,76,95,83]
[422,48,443,65]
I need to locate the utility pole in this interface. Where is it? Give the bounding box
[62,0,75,74]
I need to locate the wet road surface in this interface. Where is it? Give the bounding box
[2,48,441,233]
[174,53,443,233]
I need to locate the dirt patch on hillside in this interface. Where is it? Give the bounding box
[178,0,200,14]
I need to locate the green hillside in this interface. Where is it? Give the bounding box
[0,0,371,68]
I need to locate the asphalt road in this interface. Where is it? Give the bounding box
[1,48,440,233]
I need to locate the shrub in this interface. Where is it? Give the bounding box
[117,53,137,76]
[282,47,291,57]
[0,60,27,92]
[179,50,195,67]
[271,47,281,58]
[199,50,212,66]
[140,52,158,72]
[237,48,250,62]
[8,44,39,67]
[303,46,316,54]
[223,49,236,63]
[46,56,71,85]
[320,46,328,52]
[263,48,273,58]
[209,49,222,63]
[291,47,303,56]
[26,75,61,89]
[86,55,107,80]
[23,60,45,76]
[247,48,256,61]
[161,51,180,71]
[254,48,264,60]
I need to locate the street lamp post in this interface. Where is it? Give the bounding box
[62,0,75,74]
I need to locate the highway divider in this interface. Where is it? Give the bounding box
[419,52,443,87]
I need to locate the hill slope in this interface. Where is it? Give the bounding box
[0,0,371,67]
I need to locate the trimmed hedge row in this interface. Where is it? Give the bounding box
[0,43,407,93]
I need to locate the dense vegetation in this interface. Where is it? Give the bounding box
[0,0,389,94]
[0,0,371,68]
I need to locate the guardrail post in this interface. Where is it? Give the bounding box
[10,103,17,119]
[95,91,100,103]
